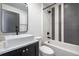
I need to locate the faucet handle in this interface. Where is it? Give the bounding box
[15,26,19,35]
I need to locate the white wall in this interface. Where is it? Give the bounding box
[27,3,43,37]
[43,8,52,42]
[43,4,60,42]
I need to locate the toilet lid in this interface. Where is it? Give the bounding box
[40,46,54,54]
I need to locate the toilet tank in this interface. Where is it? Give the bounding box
[34,36,42,47]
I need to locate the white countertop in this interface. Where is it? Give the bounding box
[5,34,34,40]
[0,34,39,55]
[0,39,38,55]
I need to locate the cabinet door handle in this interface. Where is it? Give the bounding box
[22,50,25,53]
[26,48,29,51]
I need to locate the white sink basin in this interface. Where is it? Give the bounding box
[4,34,34,47]
[5,34,34,40]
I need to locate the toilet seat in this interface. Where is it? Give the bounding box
[39,45,54,56]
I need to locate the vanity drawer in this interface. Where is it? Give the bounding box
[20,42,39,56]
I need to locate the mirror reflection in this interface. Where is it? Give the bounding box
[0,3,28,34]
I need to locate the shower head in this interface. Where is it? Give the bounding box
[47,10,51,13]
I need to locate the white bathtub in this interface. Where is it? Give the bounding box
[44,40,79,56]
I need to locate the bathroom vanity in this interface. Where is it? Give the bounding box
[0,42,39,56]
[0,34,39,56]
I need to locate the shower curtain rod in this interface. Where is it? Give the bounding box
[43,3,56,10]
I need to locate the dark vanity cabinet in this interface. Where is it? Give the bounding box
[0,42,39,56]
[20,42,39,56]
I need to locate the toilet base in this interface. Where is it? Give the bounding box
[39,45,55,56]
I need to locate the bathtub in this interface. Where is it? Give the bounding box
[44,40,79,56]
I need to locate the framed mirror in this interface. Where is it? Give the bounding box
[1,3,28,33]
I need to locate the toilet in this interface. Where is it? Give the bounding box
[35,37,55,56]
